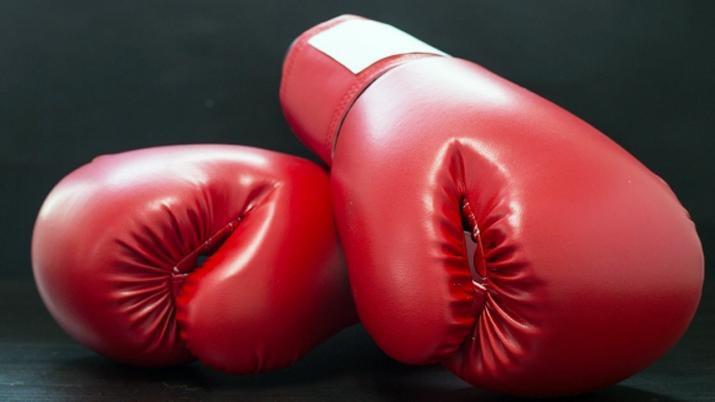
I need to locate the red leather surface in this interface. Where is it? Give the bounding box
[281,16,704,396]
[32,145,356,373]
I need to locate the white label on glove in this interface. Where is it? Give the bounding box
[307,19,447,74]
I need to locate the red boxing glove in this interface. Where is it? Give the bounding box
[280,15,704,396]
[32,145,356,373]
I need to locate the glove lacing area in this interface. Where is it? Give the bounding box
[173,183,284,373]
[112,211,242,362]
[169,216,241,300]
[460,197,488,312]
[438,141,541,379]
[111,183,278,365]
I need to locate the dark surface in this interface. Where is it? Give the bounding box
[1,0,714,401]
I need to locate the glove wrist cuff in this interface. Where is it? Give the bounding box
[280,15,444,164]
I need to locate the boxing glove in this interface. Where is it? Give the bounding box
[32,144,356,372]
[280,15,704,396]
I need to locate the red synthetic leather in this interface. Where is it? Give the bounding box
[281,15,704,396]
[32,145,356,372]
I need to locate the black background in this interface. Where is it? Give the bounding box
[1,1,713,400]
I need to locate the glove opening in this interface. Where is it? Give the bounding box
[170,216,242,299]
[461,197,488,312]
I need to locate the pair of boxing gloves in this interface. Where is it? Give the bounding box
[32,15,703,396]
